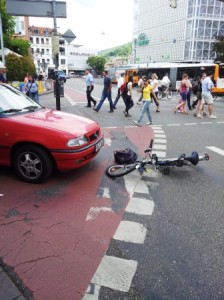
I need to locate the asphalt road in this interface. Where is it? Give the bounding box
[1,77,224,299]
[64,78,224,300]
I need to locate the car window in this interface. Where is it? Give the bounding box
[0,84,41,112]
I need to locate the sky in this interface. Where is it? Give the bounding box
[30,0,134,50]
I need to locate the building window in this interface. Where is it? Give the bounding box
[41,38,44,44]
[36,48,40,53]
[30,37,33,43]
[61,59,66,65]
[41,49,44,54]
[36,37,39,44]
[46,49,49,54]
[46,38,49,45]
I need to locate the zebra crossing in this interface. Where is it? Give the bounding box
[83,126,167,299]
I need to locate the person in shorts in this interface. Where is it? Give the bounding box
[200,71,217,119]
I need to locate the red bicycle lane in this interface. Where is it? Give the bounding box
[0,126,153,300]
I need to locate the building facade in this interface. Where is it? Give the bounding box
[12,17,96,76]
[132,0,224,64]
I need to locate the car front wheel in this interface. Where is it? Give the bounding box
[13,145,54,183]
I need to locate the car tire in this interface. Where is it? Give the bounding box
[13,145,54,183]
[64,79,66,83]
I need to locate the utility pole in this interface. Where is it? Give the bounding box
[0,0,6,80]
[52,0,61,110]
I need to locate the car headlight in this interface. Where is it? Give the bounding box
[67,136,88,147]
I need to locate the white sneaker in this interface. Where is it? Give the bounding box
[209,115,217,119]
[147,122,152,125]
[197,114,203,118]
[133,120,141,126]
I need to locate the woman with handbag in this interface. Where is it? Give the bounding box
[25,74,39,103]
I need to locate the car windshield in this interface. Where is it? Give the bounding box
[0,84,41,114]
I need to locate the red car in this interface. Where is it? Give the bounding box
[0,84,104,183]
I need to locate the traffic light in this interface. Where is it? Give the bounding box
[170,0,177,8]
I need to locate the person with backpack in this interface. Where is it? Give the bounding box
[193,73,207,118]
[122,75,134,117]
[191,76,201,109]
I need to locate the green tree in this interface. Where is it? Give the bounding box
[213,36,224,62]
[20,56,36,80]
[86,56,106,74]
[7,39,30,56]
[0,0,15,36]
[5,53,22,81]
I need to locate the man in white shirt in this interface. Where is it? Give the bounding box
[85,69,97,107]
[113,73,125,109]
[161,73,171,95]
[201,71,217,119]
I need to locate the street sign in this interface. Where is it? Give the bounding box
[63,29,76,44]
[6,0,67,18]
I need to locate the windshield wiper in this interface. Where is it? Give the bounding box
[23,105,39,111]
[0,109,22,114]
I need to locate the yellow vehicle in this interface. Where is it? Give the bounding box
[125,69,139,86]
[136,62,224,95]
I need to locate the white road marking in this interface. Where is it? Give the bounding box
[64,92,77,106]
[84,283,100,299]
[153,144,167,150]
[217,121,224,124]
[201,122,212,125]
[184,123,197,126]
[152,150,166,158]
[91,256,138,292]
[125,197,154,215]
[124,176,149,195]
[153,129,164,134]
[167,124,181,126]
[86,207,113,221]
[113,221,147,244]
[104,138,112,146]
[154,134,166,138]
[153,138,167,144]
[206,146,224,156]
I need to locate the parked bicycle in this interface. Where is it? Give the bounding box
[157,85,173,100]
[106,140,209,178]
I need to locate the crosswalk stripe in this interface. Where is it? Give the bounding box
[91,256,138,293]
[206,146,224,156]
[113,221,147,244]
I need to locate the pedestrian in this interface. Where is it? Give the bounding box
[133,77,154,126]
[150,73,160,112]
[85,69,97,107]
[161,73,171,95]
[193,73,207,118]
[25,74,39,103]
[137,76,144,104]
[93,70,114,113]
[186,75,193,110]
[24,72,29,84]
[0,70,6,83]
[199,71,217,119]
[173,73,191,114]
[38,71,44,94]
[113,73,125,109]
[123,75,134,117]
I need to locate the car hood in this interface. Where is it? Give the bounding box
[12,108,98,136]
